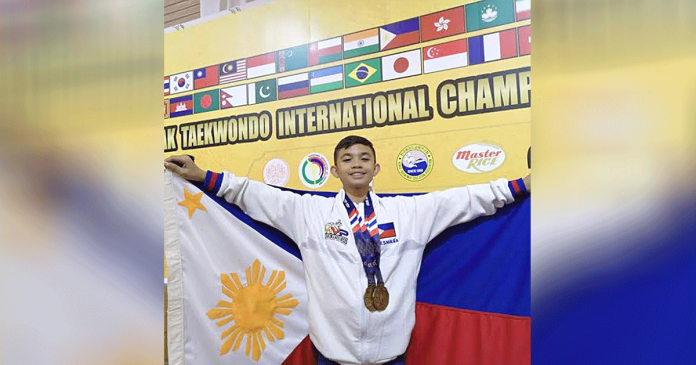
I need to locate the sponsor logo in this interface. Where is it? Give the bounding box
[452,143,505,173]
[263,158,290,187]
[324,220,349,244]
[396,144,434,182]
[299,153,330,188]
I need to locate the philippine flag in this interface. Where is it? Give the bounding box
[381,49,422,81]
[468,28,518,65]
[165,172,311,365]
[380,18,420,51]
[278,73,309,100]
[194,66,219,89]
[378,222,396,239]
[423,38,468,74]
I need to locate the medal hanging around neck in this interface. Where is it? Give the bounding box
[343,194,389,312]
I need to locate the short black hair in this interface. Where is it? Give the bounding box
[333,135,376,165]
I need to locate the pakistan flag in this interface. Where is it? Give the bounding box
[248,79,277,104]
[465,0,515,32]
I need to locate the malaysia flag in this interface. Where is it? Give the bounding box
[423,38,468,74]
[468,28,518,65]
[380,18,420,51]
[194,66,219,89]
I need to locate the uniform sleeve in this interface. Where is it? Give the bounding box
[396,178,526,245]
[201,171,311,244]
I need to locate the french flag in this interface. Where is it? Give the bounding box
[468,29,518,65]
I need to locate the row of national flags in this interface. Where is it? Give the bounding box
[164,0,531,96]
[165,25,530,119]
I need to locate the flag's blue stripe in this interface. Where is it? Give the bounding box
[278,80,310,92]
[382,18,419,34]
[417,196,530,316]
[170,95,192,103]
[468,35,485,64]
[311,65,342,79]
[195,182,529,317]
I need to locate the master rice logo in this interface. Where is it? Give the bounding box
[299,153,330,188]
[452,143,505,173]
[396,144,434,182]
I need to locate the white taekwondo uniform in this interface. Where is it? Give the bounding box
[203,171,521,365]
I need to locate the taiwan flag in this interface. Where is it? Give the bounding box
[166,171,530,364]
[194,66,219,89]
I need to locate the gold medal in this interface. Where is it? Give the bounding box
[364,284,377,312]
[372,283,389,311]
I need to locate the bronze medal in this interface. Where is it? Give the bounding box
[372,283,389,311]
[364,284,377,312]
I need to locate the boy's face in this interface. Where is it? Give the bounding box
[331,144,380,191]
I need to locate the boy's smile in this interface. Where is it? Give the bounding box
[331,144,380,195]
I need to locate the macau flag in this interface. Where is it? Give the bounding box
[194,89,220,113]
[344,58,381,88]
[465,0,515,32]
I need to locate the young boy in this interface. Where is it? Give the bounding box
[164,135,530,365]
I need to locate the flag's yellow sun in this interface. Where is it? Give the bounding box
[207,259,299,361]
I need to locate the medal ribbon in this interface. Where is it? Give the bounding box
[343,193,384,286]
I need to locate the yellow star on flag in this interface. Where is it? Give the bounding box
[178,188,207,218]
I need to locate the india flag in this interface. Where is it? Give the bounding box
[309,65,343,94]
[343,29,379,59]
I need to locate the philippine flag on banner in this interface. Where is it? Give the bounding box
[379,18,420,51]
[423,38,468,74]
[381,49,422,81]
[165,172,310,365]
[468,28,518,65]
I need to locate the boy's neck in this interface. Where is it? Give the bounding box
[344,186,370,203]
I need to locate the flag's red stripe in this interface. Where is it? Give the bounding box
[500,28,518,59]
[247,52,275,67]
[282,335,317,365]
[279,88,309,99]
[380,229,396,238]
[406,302,530,365]
[384,31,420,50]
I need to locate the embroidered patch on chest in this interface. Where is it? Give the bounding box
[324,220,349,245]
[378,222,399,245]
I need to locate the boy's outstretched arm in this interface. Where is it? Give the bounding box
[164,155,206,182]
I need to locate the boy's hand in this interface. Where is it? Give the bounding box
[164,155,207,182]
[523,174,531,193]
